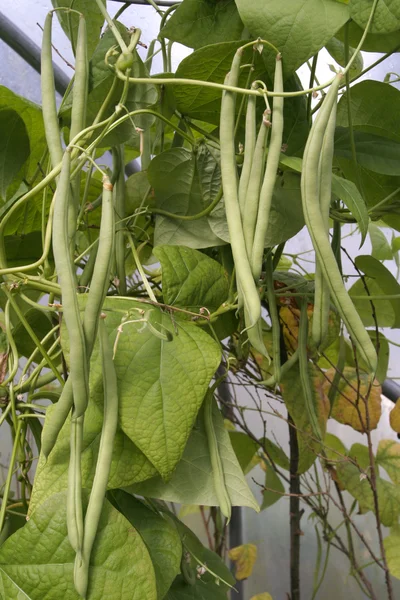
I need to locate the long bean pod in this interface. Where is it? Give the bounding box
[243,110,270,256]
[204,391,231,521]
[238,87,257,218]
[312,104,336,349]
[265,254,281,384]
[219,48,261,328]
[301,74,377,372]
[298,301,322,441]
[67,416,84,553]
[41,12,63,168]
[74,317,119,598]
[251,54,284,281]
[42,177,115,458]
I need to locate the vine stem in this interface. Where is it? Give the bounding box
[94,0,128,53]
[288,415,302,600]
[0,421,22,532]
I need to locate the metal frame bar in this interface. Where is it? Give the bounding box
[113,0,179,5]
[0,11,69,95]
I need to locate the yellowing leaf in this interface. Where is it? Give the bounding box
[390,401,400,433]
[228,544,257,580]
[251,594,273,600]
[384,526,400,580]
[280,306,340,355]
[377,440,400,484]
[323,367,381,432]
[178,504,202,518]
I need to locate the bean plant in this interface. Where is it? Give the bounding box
[0,0,400,598]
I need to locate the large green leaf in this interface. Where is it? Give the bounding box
[51,0,105,57]
[325,36,364,79]
[154,245,229,312]
[0,491,157,600]
[334,127,400,176]
[384,526,400,580]
[160,0,244,49]
[356,255,400,327]
[280,363,329,474]
[349,275,395,328]
[0,109,30,200]
[150,147,226,249]
[350,0,400,34]
[108,491,182,599]
[129,400,259,512]
[235,0,349,77]
[0,87,46,184]
[29,399,157,515]
[229,431,259,473]
[97,298,221,478]
[331,174,369,242]
[337,81,400,144]
[165,576,229,600]
[3,231,45,269]
[13,307,54,360]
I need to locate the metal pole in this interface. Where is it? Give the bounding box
[112,0,179,6]
[0,11,69,95]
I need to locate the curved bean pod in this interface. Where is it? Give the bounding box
[312,104,337,349]
[299,301,322,441]
[265,253,281,384]
[251,54,284,281]
[74,317,119,598]
[67,415,84,553]
[301,74,377,372]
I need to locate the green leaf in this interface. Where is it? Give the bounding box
[348,443,371,471]
[280,363,329,474]
[0,109,30,200]
[334,127,400,176]
[98,298,221,478]
[337,81,400,144]
[0,87,46,185]
[325,36,363,78]
[229,431,259,472]
[368,223,393,260]
[150,147,225,249]
[384,526,400,579]
[154,245,229,312]
[0,491,157,600]
[174,41,271,124]
[367,331,389,384]
[165,575,229,600]
[331,174,369,242]
[235,0,349,77]
[323,433,347,462]
[376,439,400,484]
[29,399,157,515]
[356,254,400,327]
[350,0,400,34]
[336,19,400,52]
[349,275,395,327]
[260,459,284,510]
[108,491,182,599]
[129,400,259,512]
[160,0,244,49]
[337,461,400,526]
[261,438,290,471]
[3,232,45,268]
[12,307,54,360]
[51,0,105,57]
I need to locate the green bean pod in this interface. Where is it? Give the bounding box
[204,391,231,522]
[258,348,299,387]
[53,151,89,418]
[312,104,336,350]
[265,253,281,384]
[74,317,119,598]
[243,110,270,256]
[41,12,63,168]
[67,415,84,553]
[299,300,322,441]
[219,49,261,328]
[42,177,115,458]
[251,54,284,281]
[238,88,257,218]
[113,146,127,295]
[301,74,377,372]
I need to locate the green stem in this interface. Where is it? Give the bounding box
[0,421,22,532]
[94,0,128,52]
